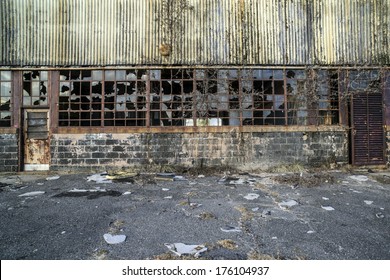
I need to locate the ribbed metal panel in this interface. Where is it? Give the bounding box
[1,0,389,66]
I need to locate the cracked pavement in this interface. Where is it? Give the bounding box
[0,169,389,260]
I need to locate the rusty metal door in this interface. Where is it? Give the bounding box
[23,109,50,171]
[351,91,385,165]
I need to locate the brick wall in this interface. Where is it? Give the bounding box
[50,130,348,172]
[0,134,18,172]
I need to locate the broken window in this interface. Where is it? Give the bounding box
[0,71,12,127]
[58,68,340,127]
[23,71,48,107]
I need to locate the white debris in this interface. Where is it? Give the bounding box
[251,207,259,212]
[229,179,246,185]
[189,203,202,208]
[87,173,112,183]
[244,193,260,200]
[364,200,373,205]
[174,176,186,181]
[198,175,205,178]
[376,213,385,219]
[164,243,207,258]
[68,188,88,193]
[18,191,45,197]
[321,206,335,211]
[37,183,44,186]
[161,188,170,191]
[307,231,315,234]
[279,200,298,208]
[61,231,66,235]
[322,197,329,200]
[103,233,126,244]
[221,226,242,233]
[349,175,369,182]
[122,191,132,195]
[271,237,278,240]
[380,207,385,210]
[46,176,60,181]
[164,196,173,199]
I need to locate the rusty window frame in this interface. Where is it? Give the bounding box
[0,71,12,127]
[57,68,341,128]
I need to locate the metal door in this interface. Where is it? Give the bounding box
[351,91,385,165]
[23,109,50,171]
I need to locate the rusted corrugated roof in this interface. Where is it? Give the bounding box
[1,0,389,66]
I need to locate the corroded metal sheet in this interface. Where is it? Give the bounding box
[0,0,389,66]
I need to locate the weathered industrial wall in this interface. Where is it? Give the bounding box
[0,134,18,172]
[50,131,348,171]
[1,0,389,66]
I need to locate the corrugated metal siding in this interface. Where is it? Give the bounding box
[1,0,389,66]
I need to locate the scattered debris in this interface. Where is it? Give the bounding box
[274,172,335,187]
[173,176,187,181]
[155,173,175,181]
[217,239,238,250]
[364,200,373,205]
[61,231,66,235]
[198,175,205,178]
[87,173,112,184]
[161,188,170,191]
[322,197,329,200]
[122,191,132,195]
[164,196,173,199]
[164,243,207,258]
[103,233,126,245]
[279,200,298,209]
[37,183,44,186]
[252,207,259,212]
[321,206,335,211]
[18,191,45,197]
[189,203,202,208]
[307,231,315,234]
[221,226,241,233]
[349,175,369,182]
[106,171,137,183]
[376,213,385,219]
[244,193,260,200]
[271,237,278,240]
[46,176,60,181]
[198,212,216,220]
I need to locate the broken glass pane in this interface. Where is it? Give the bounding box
[40,71,48,81]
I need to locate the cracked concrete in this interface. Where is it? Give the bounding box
[0,170,389,260]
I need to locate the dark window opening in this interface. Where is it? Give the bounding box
[58,68,341,127]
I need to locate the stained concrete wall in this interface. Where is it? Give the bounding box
[50,130,348,172]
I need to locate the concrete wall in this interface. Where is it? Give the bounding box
[50,130,348,172]
[0,134,19,172]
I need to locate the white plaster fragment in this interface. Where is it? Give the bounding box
[18,191,45,197]
[103,234,126,245]
[279,200,298,208]
[307,231,315,234]
[321,206,335,211]
[122,191,132,195]
[322,197,329,200]
[164,196,173,199]
[364,200,373,205]
[87,173,112,183]
[244,193,260,200]
[162,188,170,191]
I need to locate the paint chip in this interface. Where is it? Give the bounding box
[244,193,260,200]
[164,243,207,257]
[103,233,126,244]
[364,200,373,205]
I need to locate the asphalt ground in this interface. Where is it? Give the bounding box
[0,168,389,260]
